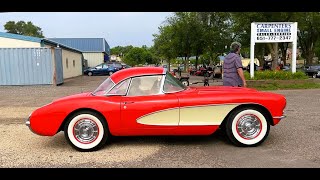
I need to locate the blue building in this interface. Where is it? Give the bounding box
[48,38,110,67]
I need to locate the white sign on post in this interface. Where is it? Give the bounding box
[250,22,298,78]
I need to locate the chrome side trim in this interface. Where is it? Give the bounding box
[273,115,286,119]
[136,107,180,122]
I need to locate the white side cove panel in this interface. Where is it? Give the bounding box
[136,104,239,126]
[179,104,238,125]
[137,108,180,126]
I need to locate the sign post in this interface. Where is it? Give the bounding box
[250,22,298,78]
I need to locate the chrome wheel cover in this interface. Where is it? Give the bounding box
[73,119,99,144]
[236,114,261,139]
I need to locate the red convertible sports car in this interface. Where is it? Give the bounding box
[26,67,286,151]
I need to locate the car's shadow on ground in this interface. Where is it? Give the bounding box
[43,129,232,151]
[108,129,231,146]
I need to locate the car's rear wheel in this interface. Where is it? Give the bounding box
[312,73,317,78]
[88,72,93,76]
[225,107,270,147]
[109,71,113,76]
[64,111,109,152]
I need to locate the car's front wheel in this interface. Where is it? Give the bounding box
[109,71,113,76]
[64,111,109,152]
[225,107,270,147]
[88,72,93,76]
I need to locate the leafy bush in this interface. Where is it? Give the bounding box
[244,71,308,80]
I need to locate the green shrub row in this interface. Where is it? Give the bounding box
[244,71,308,80]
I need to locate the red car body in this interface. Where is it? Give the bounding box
[27,67,286,151]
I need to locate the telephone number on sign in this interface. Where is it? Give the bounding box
[257,36,292,41]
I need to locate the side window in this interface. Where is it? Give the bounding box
[163,72,185,93]
[96,65,102,69]
[108,78,130,95]
[127,75,163,96]
[102,64,108,69]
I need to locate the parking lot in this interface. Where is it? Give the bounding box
[0,75,319,167]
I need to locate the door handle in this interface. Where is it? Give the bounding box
[123,101,135,104]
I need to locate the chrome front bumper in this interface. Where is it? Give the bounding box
[26,117,37,134]
[26,117,30,127]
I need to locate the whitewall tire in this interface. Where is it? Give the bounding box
[64,111,109,152]
[226,108,270,147]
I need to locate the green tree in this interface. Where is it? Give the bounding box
[231,12,294,70]
[123,47,145,66]
[148,46,161,65]
[153,25,178,71]
[199,12,232,66]
[110,46,122,55]
[154,12,234,71]
[123,47,157,66]
[110,45,134,57]
[189,12,206,68]
[166,12,195,72]
[314,40,320,63]
[4,21,44,38]
[293,12,320,65]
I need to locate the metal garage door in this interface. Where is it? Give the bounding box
[54,48,63,85]
[0,48,53,85]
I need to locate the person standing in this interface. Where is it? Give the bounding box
[223,42,247,87]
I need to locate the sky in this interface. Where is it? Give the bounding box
[0,12,173,48]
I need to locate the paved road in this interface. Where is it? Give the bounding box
[0,76,319,167]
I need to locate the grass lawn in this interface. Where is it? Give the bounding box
[249,81,320,91]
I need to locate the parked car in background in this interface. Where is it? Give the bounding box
[304,65,320,78]
[213,65,222,78]
[169,70,190,86]
[281,65,290,71]
[84,63,121,76]
[121,64,132,69]
[106,62,122,70]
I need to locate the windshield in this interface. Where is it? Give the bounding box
[92,77,115,96]
[163,72,186,93]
